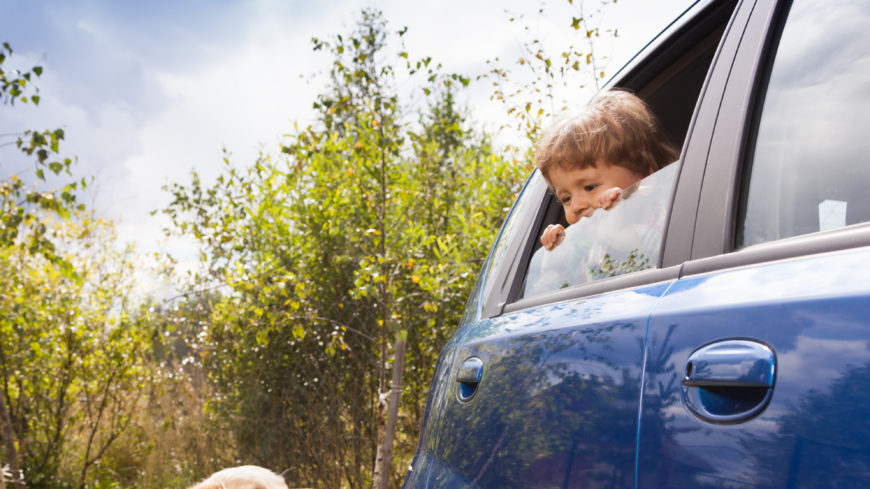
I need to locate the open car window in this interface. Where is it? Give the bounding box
[489,0,740,315]
[519,163,678,299]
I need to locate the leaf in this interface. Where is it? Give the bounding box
[33,66,42,76]
[290,322,304,339]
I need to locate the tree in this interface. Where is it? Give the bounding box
[0,41,80,489]
[162,9,526,487]
[1,43,149,489]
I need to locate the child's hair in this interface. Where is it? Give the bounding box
[534,90,680,182]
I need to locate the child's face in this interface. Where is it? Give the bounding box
[548,161,645,225]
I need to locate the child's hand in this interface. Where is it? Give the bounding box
[597,187,624,210]
[541,224,566,251]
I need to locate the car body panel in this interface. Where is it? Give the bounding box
[402,346,456,487]
[427,282,674,488]
[638,247,870,487]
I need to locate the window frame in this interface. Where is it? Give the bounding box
[487,0,751,317]
[682,0,870,279]
[478,172,548,319]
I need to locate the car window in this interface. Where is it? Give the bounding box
[482,171,545,302]
[736,0,870,248]
[519,163,677,299]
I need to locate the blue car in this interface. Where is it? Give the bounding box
[404,0,870,486]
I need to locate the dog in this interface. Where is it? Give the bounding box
[187,465,289,489]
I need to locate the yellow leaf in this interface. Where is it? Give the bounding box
[293,324,305,339]
[411,275,421,284]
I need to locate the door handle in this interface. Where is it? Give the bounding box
[682,340,776,424]
[456,357,483,402]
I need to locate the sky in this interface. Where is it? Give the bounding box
[0,0,695,271]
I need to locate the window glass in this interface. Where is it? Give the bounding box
[737,0,870,248]
[520,163,677,299]
[482,171,544,301]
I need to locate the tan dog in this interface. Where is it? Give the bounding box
[188,466,289,489]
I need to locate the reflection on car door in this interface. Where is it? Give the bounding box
[638,249,870,487]
[427,283,671,488]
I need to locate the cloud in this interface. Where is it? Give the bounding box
[1,0,696,265]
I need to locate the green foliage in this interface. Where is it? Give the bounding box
[0,42,43,106]
[0,43,87,277]
[1,43,151,489]
[162,9,526,486]
[0,217,153,489]
[483,0,620,160]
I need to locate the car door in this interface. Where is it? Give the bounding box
[424,178,679,489]
[405,2,745,487]
[637,0,870,485]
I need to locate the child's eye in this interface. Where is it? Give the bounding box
[584,184,599,192]
[560,196,571,205]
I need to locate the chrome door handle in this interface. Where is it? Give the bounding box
[456,357,483,402]
[682,340,776,424]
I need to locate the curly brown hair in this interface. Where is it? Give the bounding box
[534,90,679,183]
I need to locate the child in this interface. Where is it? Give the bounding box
[187,466,289,489]
[536,90,679,251]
